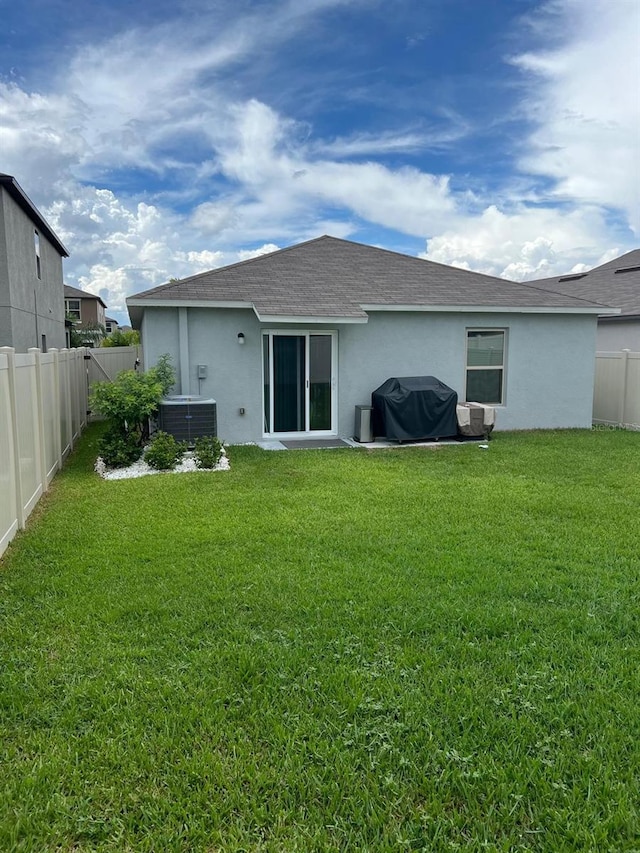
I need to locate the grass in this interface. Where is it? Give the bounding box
[0,425,639,852]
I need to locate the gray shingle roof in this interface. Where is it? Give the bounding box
[64,283,107,308]
[127,236,610,322]
[528,249,640,319]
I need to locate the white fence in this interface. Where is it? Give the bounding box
[87,345,143,385]
[0,346,89,558]
[593,350,640,430]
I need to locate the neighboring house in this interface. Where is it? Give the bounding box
[64,283,107,330]
[528,250,640,351]
[105,317,120,334]
[0,173,68,352]
[127,236,615,444]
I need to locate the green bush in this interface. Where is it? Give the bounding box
[89,355,176,459]
[90,369,163,440]
[193,436,224,469]
[98,426,143,469]
[148,353,176,397]
[89,355,177,469]
[102,329,140,347]
[145,431,186,471]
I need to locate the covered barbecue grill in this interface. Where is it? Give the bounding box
[371,376,458,442]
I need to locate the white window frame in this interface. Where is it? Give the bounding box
[262,329,338,438]
[34,230,41,279]
[465,328,506,405]
[66,298,81,321]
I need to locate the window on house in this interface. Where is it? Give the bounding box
[465,329,505,404]
[66,298,81,321]
[34,230,41,279]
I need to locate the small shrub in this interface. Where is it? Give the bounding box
[89,355,175,455]
[148,353,176,397]
[145,431,186,471]
[193,436,224,469]
[90,369,163,440]
[98,426,143,469]
[102,329,140,347]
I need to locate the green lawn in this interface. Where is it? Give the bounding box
[1,426,639,852]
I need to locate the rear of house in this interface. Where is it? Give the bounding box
[128,236,612,444]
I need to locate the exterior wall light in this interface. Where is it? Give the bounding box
[237,332,245,344]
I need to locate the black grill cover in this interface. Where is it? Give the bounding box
[372,376,458,441]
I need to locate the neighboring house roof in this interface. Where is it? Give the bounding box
[105,316,119,325]
[0,173,69,257]
[527,249,640,321]
[64,283,108,309]
[127,236,612,326]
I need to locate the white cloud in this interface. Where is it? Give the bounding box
[511,0,640,232]
[422,0,639,279]
[205,99,459,238]
[314,131,435,158]
[421,204,616,279]
[0,0,636,324]
[237,243,281,261]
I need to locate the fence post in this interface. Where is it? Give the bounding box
[50,349,63,472]
[29,347,48,494]
[0,347,25,530]
[80,347,89,427]
[620,349,630,427]
[70,349,80,440]
[62,349,74,451]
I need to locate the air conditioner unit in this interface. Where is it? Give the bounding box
[157,396,217,444]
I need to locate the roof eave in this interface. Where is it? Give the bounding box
[126,298,618,329]
[254,313,368,325]
[126,298,256,310]
[360,304,617,315]
[0,174,69,257]
[598,312,640,322]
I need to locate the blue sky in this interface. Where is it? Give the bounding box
[1,0,638,324]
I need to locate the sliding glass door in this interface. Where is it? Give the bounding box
[263,331,336,436]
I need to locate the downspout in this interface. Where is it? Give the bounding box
[178,307,189,394]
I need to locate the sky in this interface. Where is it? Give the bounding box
[1,0,638,325]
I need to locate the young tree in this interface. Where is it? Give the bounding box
[89,355,176,466]
[68,320,106,348]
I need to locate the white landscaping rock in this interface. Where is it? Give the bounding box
[95,448,230,480]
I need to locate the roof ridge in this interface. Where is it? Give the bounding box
[141,235,334,296]
[503,276,618,309]
[320,236,538,288]
[591,248,640,272]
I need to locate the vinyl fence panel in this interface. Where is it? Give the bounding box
[0,346,90,558]
[39,353,60,485]
[624,352,640,428]
[14,352,44,518]
[58,351,72,460]
[87,346,142,386]
[593,350,640,430]
[0,351,19,556]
